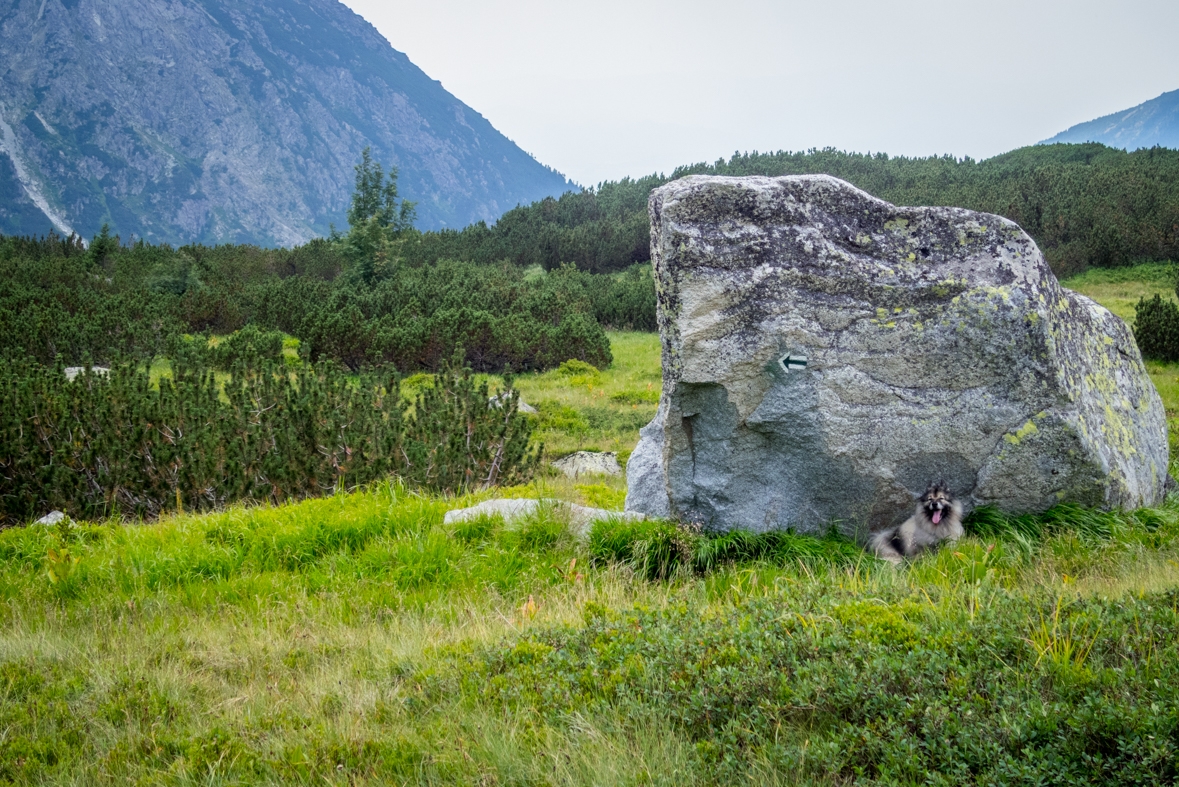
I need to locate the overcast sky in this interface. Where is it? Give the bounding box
[342,0,1179,188]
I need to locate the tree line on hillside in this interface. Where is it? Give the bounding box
[0,232,660,371]
[401,143,1179,277]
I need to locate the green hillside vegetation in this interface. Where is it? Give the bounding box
[404,143,1179,278]
[0,147,651,373]
[0,231,656,373]
[1,263,1178,783]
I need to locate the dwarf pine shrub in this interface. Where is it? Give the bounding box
[1133,293,1179,361]
[210,324,285,370]
[0,356,539,525]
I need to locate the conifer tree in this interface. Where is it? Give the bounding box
[87,223,117,268]
[342,148,417,284]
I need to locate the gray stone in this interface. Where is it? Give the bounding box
[63,366,109,382]
[34,510,66,526]
[625,174,1168,536]
[551,451,622,478]
[444,498,642,536]
[488,394,537,414]
[623,403,671,517]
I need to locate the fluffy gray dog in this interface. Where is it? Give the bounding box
[871,481,964,565]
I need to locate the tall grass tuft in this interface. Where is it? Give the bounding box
[589,518,863,580]
[693,526,862,572]
[965,503,1162,542]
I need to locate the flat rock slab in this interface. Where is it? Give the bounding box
[551,451,623,478]
[63,366,109,381]
[489,394,537,414]
[625,175,1168,535]
[444,498,642,535]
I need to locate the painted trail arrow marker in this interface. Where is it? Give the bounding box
[779,353,808,373]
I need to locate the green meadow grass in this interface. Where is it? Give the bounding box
[510,332,662,460]
[1059,261,1177,325]
[2,486,1178,784]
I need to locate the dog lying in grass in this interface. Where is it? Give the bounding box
[871,481,964,565]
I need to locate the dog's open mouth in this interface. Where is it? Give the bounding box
[928,505,943,524]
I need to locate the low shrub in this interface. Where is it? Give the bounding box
[609,387,660,404]
[0,356,539,524]
[576,483,627,511]
[557,359,601,379]
[1133,294,1179,361]
[210,324,285,370]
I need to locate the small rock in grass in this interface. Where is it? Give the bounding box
[35,510,67,525]
[443,498,642,536]
[551,451,622,478]
[488,394,537,414]
[444,498,540,524]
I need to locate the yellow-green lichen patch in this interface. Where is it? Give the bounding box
[1004,420,1040,445]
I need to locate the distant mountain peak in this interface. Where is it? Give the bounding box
[1039,89,1179,151]
[0,0,572,245]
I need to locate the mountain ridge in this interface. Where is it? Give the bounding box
[0,0,573,245]
[1039,89,1179,151]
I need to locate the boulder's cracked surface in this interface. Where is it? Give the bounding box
[624,175,1168,535]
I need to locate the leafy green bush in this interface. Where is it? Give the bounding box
[576,483,627,511]
[610,388,660,404]
[1133,294,1179,361]
[556,359,601,380]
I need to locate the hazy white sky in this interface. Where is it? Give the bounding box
[342,0,1179,187]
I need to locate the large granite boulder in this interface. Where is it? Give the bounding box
[624,175,1168,536]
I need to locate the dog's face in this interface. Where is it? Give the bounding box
[919,483,955,527]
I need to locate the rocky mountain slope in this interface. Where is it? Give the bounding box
[1040,88,1179,151]
[0,0,572,245]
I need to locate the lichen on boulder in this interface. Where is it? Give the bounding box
[624,174,1168,536]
